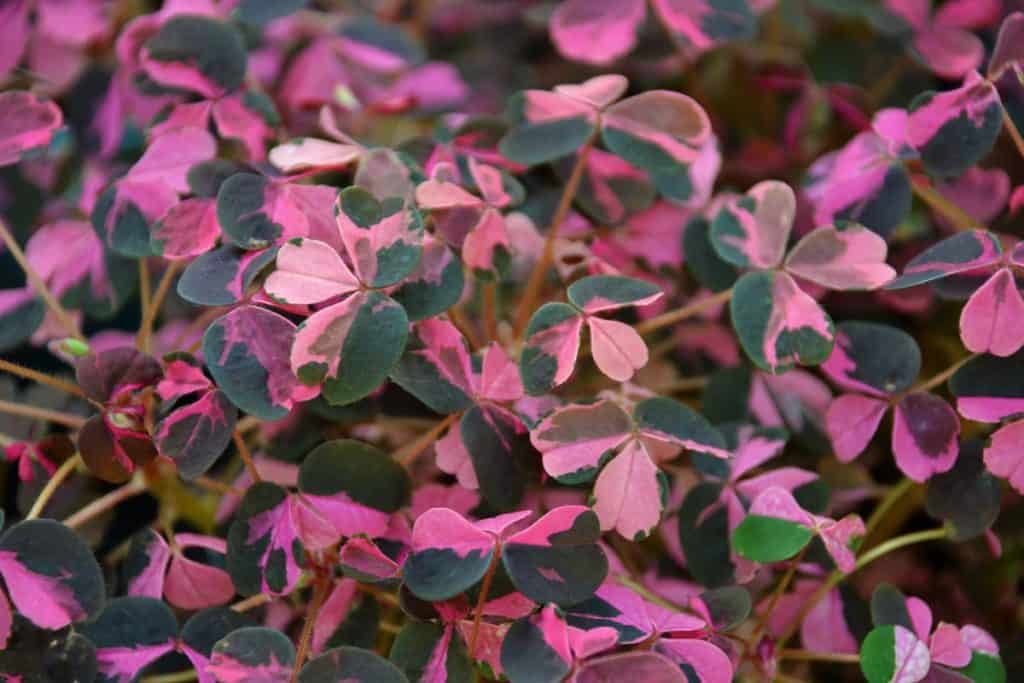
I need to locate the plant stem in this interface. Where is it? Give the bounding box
[290,578,331,683]
[194,475,243,496]
[395,413,458,466]
[614,574,691,613]
[64,478,147,529]
[0,399,86,429]
[749,548,806,647]
[231,593,271,612]
[0,358,88,399]
[1002,107,1024,163]
[512,136,597,337]
[140,671,198,683]
[139,259,152,345]
[909,353,977,394]
[482,281,498,343]
[634,288,733,336]
[909,175,978,231]
[0,219,83,341]
[862,477,914,539]
[449,304,482,350]
[138,260,182,353]
[469,543,501,661]
[233,430,261,482]
[779,649,860,664]
[26,454,81,519]
[774,527,948,650]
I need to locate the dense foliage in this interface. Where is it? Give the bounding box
[0,1,1022,681]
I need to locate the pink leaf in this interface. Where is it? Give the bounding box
[826,394,888,463]
[892,393,960,482]
[152,198,220,260]
[479,343,524,402]
[127,126,216,194]
[435,425,479,489]
[784,225,895,291]
[0,91,62,167]
[593,439,663,539]
[410,508,495,556]
[265,238,360,305]
[587,316,649,382]
[983,419,1024,494]
[0,589,10,650]
[269,138,363,174]
[959,269,1024,357]
[126,530,171,599]
[929,623,972,668]
[549,0,646,66]
[165,552,234,610]
[312,579,358,653]
[656,639,733,683]
[749,487,813,527]
[715,179,795,270]
[462,209,510,274]
[554,75,629,110]
[0,552,84,629]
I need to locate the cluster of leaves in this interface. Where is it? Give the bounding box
[0,1,1023,682]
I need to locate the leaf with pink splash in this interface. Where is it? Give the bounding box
[502,505,607,606]
[225,482,306,596]
[177,245,277,307]
[892,393,960,482]
[602,91,713,202]
[0,90,62,167]
[567,275,663,314]
[711,180,795,270]
[906,72,1002,179]
[570,148,655,226]
[217,173,314,251]
[499,82,601,166]
[79,597,177,683]
[655,638,734,683]
[519,303,584,395]
[634,396,729,458]
[156,388,237,480]
[821,322,921,397]
[0,519,104,632]
[141,16,247,98]
[887,230,1002,290]
[298,439,409,540]
[651,0,758,53]
[731,270,835,374]
[390,318,476,414]
[204,305,315,420]
[207,627,295,683]
[403,507,500,602]
[949,350,1024,423]
[531,400,633,483]
[784,224,895,291]
[549,0,646,66]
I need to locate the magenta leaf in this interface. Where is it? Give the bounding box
[225,482,307,596]
[180,608,256,683]
[151,197,220,260]
[656,638,734,683]
[949,350,1024,423]
[982,420,1024,495]
[989,11,1024,81]
[821,321,921,397]
[651,0,758,52]
[958,269,1024,358]
[298,645,408,683]
[575,651,687,683]
[177,245,277,307]
[165,533,235,610]
[826,394,889,463]
[0,90,62,167]
[403,507,499,602]
[892,393,960,482]
[123,529,171,600]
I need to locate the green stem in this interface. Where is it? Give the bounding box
[774,527,948,651]
[862,477,914,539]
[909,175,979,232]
[779,649,860,664]
[26,454,81,519]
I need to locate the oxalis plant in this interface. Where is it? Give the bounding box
[0,1,1023,682]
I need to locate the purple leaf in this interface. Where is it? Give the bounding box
[892,393,960,482]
